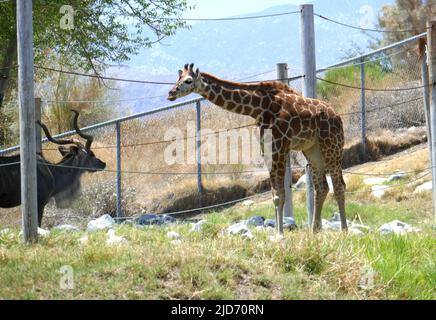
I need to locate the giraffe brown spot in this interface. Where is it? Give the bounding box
[211,85,222,94]
[227,101,236,109]
[269,102,281,113]
[222,89,232,100]
[208,91,216,101]
[242,106,252,115]
[233,92,242,104]
[252,95,261,107]
[235,105,243,113]
[215,95,224,105]
[243,95,251,105]
[291,118,301,133]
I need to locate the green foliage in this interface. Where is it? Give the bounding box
[0,0,191,70]
[378,0,436,46]
[317,61,387,101]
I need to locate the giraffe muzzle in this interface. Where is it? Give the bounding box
[167,90,177,101]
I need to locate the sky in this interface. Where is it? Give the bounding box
[184,0,311,19]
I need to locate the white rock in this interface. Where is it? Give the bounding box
[371,185,387,198]
[166,231,181,240]
[241,230,255,240]
[78,235,89,245]
[363,177,388,185]
[255,226,266,231]
[349,228,364,235]
[269,234,284,242]
[106,229,128,245]
[242,200,255,207]
[87,214,115,232]
[351,223,371,232]
[53,224,80,232]
[379,220,421,235]
[190,220,207,232]
[387,171,407,182]
[227,222,249,235]
[414,181,432,194]
[38,227,50,237]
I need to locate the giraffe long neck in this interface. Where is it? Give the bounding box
[197,72,268,119]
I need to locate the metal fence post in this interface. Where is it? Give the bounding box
[115,121,123,218]
[360,58,366,158]
[300,3,315,226]
[196,100,203,195]
[277,63,294,219]
[422,50,432,163]
[427,19,436,226]
[17,0,38,243]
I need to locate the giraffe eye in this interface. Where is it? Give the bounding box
[185,79,193,84]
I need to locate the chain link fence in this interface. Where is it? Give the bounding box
[0,32,430,228]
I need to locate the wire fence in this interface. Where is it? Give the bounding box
[0,8,433,228]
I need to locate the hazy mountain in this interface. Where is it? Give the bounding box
[108,0,394,112]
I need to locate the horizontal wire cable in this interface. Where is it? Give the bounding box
[314,12,431,33]
[43,94,168,104]
[34,65,176,85]
[316,76,431,91]
[168,10,301,21]
[340,96,423,116]
[39,123,256,151]
[319,49,407,71]
[1,157,432,179]
[41,70,289,104]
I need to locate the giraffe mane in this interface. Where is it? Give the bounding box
[200,72,302,95]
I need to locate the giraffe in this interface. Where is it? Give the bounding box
[167,64,347,234]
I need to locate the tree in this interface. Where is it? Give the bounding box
[0,0,191,145]
[378,0,436,45]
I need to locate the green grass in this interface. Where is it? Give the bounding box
[0,197,434,300]
[317,62,387,101]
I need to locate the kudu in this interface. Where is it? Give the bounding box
[0,110,106,226]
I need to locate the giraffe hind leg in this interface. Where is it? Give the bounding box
[303,146,329,233]
[330,168,347,231]
[320,145,347,231]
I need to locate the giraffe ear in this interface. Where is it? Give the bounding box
[195,68,200,78]
[178,69,183,77]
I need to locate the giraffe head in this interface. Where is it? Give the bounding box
[167,63,201,101]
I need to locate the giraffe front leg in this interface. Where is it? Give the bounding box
[269,155,286,236]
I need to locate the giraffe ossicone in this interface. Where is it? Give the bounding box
[168,63,347,234]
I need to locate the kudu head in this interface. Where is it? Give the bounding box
[37,110,106,172]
